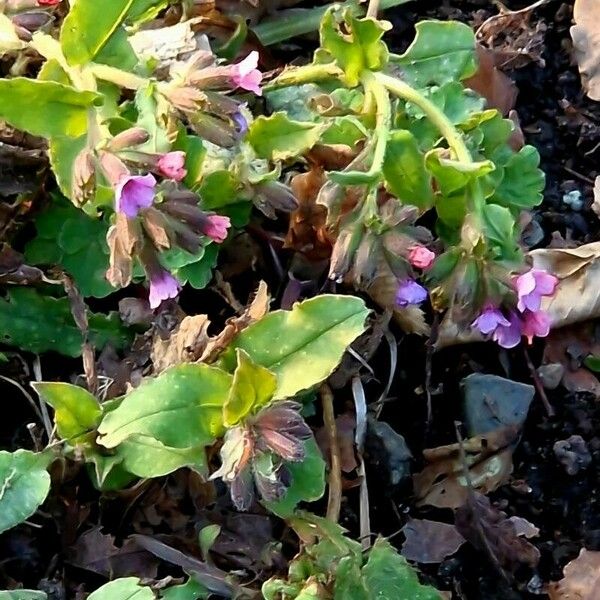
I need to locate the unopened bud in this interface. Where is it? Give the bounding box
[11,10,52,32]
[98,151,129,187]
[107,127,150,152]
[190,113,236,148]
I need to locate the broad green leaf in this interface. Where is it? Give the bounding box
[95,26,138,71]
[585,355,600,373]
[383,130,434,209]
[175,133,206,191]
[60,0,135,66]
[85,452,136,491]
[117,435,208,478]
[362,538,441,599]
[247,112,323,161]
[32,382,101,444]
[48,135,87,203]
[97,364,231,449]
[0,79,99,138]
[0,592,47,600]
[128,0,170,24]
[199,171,240,210]
[134,84,170,154]
[88,578,154,600]
[490,146,544,211]
[224,349,277,426]
[0,288,131,357]
[334,556,368,599]
[160,578,210,600]
[264,438,326,517]
[220,295,370,399]
[482,203,520,261]
[0,450,52,534]
[321,116,367,146]
[320,7,390,86]
[395,20,477,88]
[177,243,219,289]
[425,150,494,196]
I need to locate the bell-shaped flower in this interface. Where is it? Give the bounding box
[115,173,156,218]
[515,268,558,312]
[231,51,263,95]
[396,279,428,307]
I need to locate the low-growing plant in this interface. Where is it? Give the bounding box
[0,0,558,597]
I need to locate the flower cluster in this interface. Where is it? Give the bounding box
[395,245,435,308]
[472,269,558,348]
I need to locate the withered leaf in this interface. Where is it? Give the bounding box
[571,0,600,101]
[401,519,465,564]
[549,548,600,599]
[413,426,517,509]
[455,492,540,572]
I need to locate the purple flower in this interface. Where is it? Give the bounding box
[115,173,156,218]
[472,306,511,335]
[202,215,231,243]
[148,269,180,309]
[396,279,428,307]
[515,268,558,312]
[231,51,263,95]
[492,311,523,349]
[521,310,551,344]
[232,111,248,138]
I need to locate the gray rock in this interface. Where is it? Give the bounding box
[537,363,565,390]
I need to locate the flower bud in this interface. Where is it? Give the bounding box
[107,127,150,152]
[99,151,129,187]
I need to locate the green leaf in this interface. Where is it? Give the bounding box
[383,130,434,209]
[175,133,206,191]
[60,0,135,66]
[334,556,368,599]
[199,171,240,210]
[0,79,99,138]
[491,146,544,211]
[264,438,325,517]
[224,349,277,426]
[0,450,52,535]
[177,243,219,290]
[97,364,231,449]
[361,538,441,600]
[481,203,519,261]
[0,592,47,600]
[425,150,494,196]
[321,116,367,147]
[220,295,369,399]
[32,382,101,444]
[320,7,390,86]
[127,0,169,25]
[198,524,221,560]
[134,84,170,154]
[247,112,323,161]
[88,578,154,600]
[160,578,210,600]
[0,288,131,357]
[585,355,600,373]
[117,435,208,478]
[48,135,87,203]
[395,20,477,88]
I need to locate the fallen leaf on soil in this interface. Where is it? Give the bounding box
[508,516,540,539]
[548,548,600,599]
[413,425,517,509]
[455,492,540,572]
[571,0,600,101]
[401,519,465,564]
[465,46,518,115]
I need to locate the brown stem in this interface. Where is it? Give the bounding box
[523,348,554,417]
[321,383,342,523]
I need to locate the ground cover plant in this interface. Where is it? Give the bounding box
[1,0,600,598]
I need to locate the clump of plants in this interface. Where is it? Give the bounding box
[0,0,557,597]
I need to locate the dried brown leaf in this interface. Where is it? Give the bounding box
[455,492,540,572]
[401,519,465,564]
[549,548,600,599]
[413,426,517,509]
[571,0,600,101]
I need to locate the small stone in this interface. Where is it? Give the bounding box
[562,190,584,211]
[537,363,565,390]
[553,434,592,475]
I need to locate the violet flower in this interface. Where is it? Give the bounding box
[472,306,511,335]
[231,51,263,96]
[396,279,428,307]
[521,310,551,344]
[515,268,558,312]
[157,151,187,182]
[148,269,180,309]
[232,111,248,138]
[492,311,523,349]
[115,173,156,218]
[202,215,231,243]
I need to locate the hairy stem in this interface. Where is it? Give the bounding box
[367,0,381,18]
[89,64,148,90]
[264,63,343,91]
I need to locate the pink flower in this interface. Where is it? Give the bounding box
[492,311,523,349]
[521,310,551,344]
[149,269,180,309]
[115,173,156,218]
[157,151,187,181]
[408,246,435,269]
[38,0,61,5]
[202,215,231,243]
[396,279,428,307]
[231,51,263,96]
[515,268,558,312]
[472,306,511,335]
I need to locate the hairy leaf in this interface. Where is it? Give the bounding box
[220,295,370,399]
[0,450,52,534]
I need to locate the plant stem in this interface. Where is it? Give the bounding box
[376,72,472,162]
[367,0,381,18]
[89,64,148,90]
[264,63,343,91]
[321,384,342,523]
[362,70,391,176]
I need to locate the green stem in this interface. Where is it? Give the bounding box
[264,63,343,91]
[89,64,148,90]
[375,72,472,163]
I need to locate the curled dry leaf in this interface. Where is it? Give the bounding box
[401,519,465,564]
[413,426,517,509]
[571,0,600,101]
[548,548,600,599]
[455,492,540,573]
